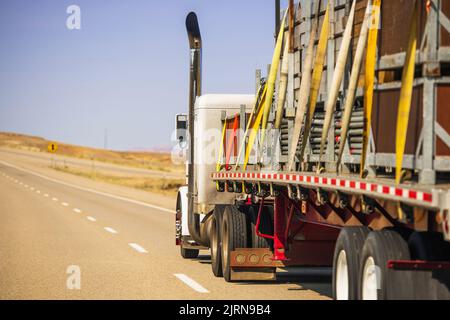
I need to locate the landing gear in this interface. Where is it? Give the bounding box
[332,226,370,300]
[221,205,247,282]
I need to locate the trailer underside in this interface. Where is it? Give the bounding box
[205,170,450,299]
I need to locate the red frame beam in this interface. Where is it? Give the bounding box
[388,260,450,270]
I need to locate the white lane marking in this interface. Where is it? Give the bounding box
[19,182,23,185]
[0,160,174,214]
[44,193,49,197]
[36,190,40,194]
[128,243,148,253]
[52,197,58,201]
[174,274,209,293]
[87,216,96,222]
[104,227,118,234]
[24,184,28,188]
[61,202,69,207]
[73,208,82,213]
[30,187,35,191]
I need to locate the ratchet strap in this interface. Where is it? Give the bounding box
[216,120,227,190]
[234,80,266,170]
[261,11,287,146]
[299,2,330,161]
[243,87,268,170]
[336,2,371,168]
[287,0,321,171]
[395,1,418,184]
[318,0,356,164]
[360,0,381,177]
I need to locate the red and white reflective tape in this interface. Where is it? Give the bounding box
[211,172,433,204]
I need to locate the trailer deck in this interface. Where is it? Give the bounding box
[212,171,445,209]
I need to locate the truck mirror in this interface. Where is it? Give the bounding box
[176,114,188,148]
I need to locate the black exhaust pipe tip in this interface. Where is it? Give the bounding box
[186,12,202,47]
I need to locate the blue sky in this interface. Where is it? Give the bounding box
[0,0,286,151]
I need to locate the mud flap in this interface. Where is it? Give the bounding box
[230,268,276,281]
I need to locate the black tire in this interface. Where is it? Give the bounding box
[332,226,370,300]
[359,229,413,300]
[247,205,273,248]
[180,246,199,259]
[408,232,450,300]
[210,206,225,277]
[221,205,247,282]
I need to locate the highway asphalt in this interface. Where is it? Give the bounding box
[0,150,331,299]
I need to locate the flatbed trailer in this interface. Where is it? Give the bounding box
[175,0,450,300]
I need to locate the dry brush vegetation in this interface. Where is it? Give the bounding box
[0,132,185,196]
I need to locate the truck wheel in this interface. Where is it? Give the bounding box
[408,231,450,299]
[247,205,273,248]
[210,206,225,277]
[221,205,247,282]
[359,229,413,300]
[180,246,199,259]
[332,226,370,300]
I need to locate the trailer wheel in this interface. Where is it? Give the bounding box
[180,246,199,259]
[359,229,413,300]
[408,231,450,299]
[247,205,273,248]
[332,226,370,300]
[221,205,247,282]
[210,206,225,277]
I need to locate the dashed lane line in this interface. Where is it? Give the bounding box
[104,227,118,234]
[174,274,209,293]
[1,166,165,263]
[0,160,174,214]
[128,243,148,253]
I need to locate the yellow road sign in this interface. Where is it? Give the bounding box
[48,142,58,153]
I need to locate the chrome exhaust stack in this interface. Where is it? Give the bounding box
[185,12,204,245]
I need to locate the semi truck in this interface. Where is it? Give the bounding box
[175,0,450,300]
